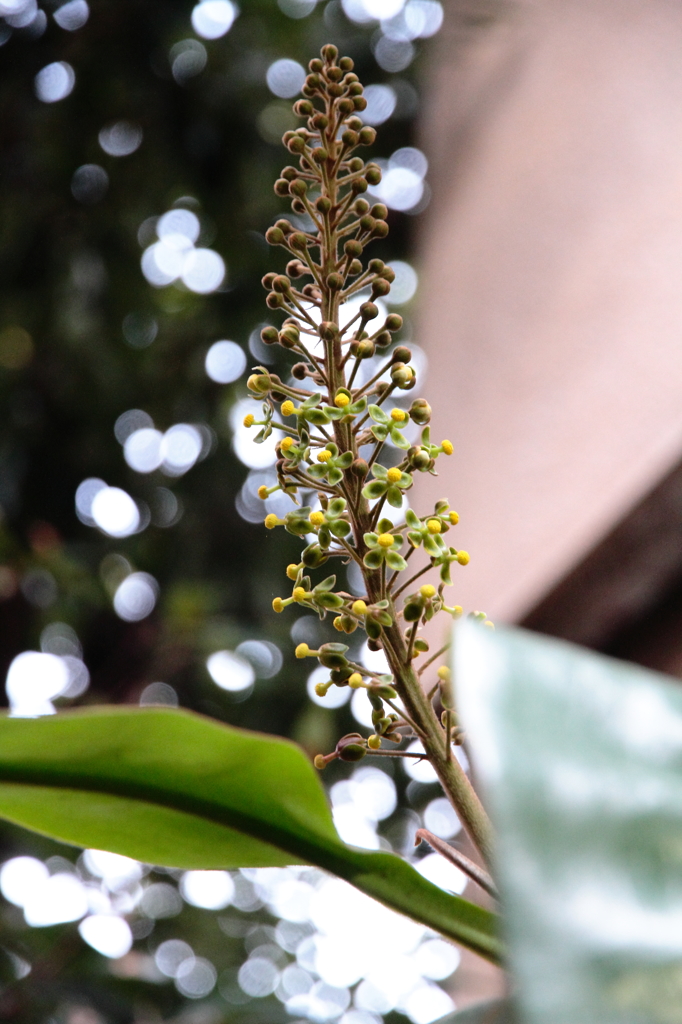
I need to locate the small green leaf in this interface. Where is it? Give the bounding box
[368,404,389,424]
[362,481,387,500]
[385,550,407,571]
[363,548,384,569]
[327,468,344,485]
[386,485,404,508]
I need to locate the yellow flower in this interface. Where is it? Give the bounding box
[295,643,310,658]
[426,519,441,534]
[348,672,364,688]
[333,616,344,631]
[334,392,350,407]
[449,511,459,525]
[258,485,268,499]
[367,734,382,749]
[441,439,453,455]
[309,511,325,527]
[286,564,299,580]
[387,467,402,483]
[264,514,280,529]
[420,584,436,599]
[281,400,295,417]
[272,597,284,613]
[317,449,332,463]
[377,533,394,548]
[243,413,255,428]
[456,550,470,565]
[352,599,368,616]
[437,665,451,681]
[280,436,295,453]
[314,754,326,770]
[293,586,307,602]
[390,407,408,422]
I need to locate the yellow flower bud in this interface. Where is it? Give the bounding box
[243,413,255,427]
[286,564,299,581]
[449,511,459,525]
[420,584,437,599]
[247,374,269,394]
[293,587,307,602]
[334,392,350,407]
[272,597,284,613]
[387,468,402,483]
[390,407,408,422]
[258,485,268,500]
[367,734,382,750]
[437,665,451,681]
[314,754,326,770]
[295,643,310,658]
[348,672,364,688]
[309,511,325,527]
[315,681,330,696]
[281,400,295,417]
[452,605,463,618]
[377,533,394,548]
[457,551,470,566]
[281,436,295,453]
[426,519,441,534]
[264,514,280,529]
[441,439,454,455]
[317,449,333,463]
[352,600,368,616]
[484,620,495,630]
[333,616,345,631]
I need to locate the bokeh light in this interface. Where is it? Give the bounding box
[191,0,237,39]
[113,572,158,622]
[205,339,246,383]
[6,651,69,717]
[98,120,143,156]
[266,58,307,99]
[79,914,133,958]
[34,61,75,102]
[53,0,89,30]
[180,870,235,909]
[91,486,140,537]
[206,650,256,692]
[362,84,397,126]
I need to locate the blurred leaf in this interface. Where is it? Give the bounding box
[0,707,501,963]
[458,622,682,1024]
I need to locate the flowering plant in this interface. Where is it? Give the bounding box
[245,43,495,882]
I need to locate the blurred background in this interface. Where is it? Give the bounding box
[4,0,682,1019]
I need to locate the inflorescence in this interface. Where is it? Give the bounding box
[243,45,494,857]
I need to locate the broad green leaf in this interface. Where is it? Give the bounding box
[441,1000,518,1024]
[0,707,501,963]
[457,623,682,1023]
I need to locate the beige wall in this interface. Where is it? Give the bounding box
[416,0,682,625]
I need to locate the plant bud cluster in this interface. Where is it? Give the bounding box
[243,46,488,777]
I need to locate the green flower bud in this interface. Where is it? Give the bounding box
[375,330,391,348]
[312,147,328,163]
[287,136,306,154]
[265,226,285,245]
[309,58,323,72]
[360,215,376,232]
[372,279,391,297]
[347,116,363,130]
[328,83,344,98]
[352,178,369,195]
[371,203,388,220]
[342,129,359,147]
[261,272,277,290]
[408,447,432,471]
[351,458,369,478]
[353,96,368,111]
[273,275,291,293]
[337,98,355,114]
[294,99,313,116]
[327,66,343,82]
[385,313,403,332]
[360,301,378,321]
[260,326,279,345]
[373,220,389,238]
[368,259,385,273]
[358,126,376,144]
[357,340,375,358]
[320,321,339,341]
[289,178,307,196]
[339,55,354,71]
[286,259,305,277]
[344,239,363,257]
[321,43,338,62]
[316,196,332,214]
[266,292,284,309]
[391,362,415,388]
[318,642,349,669]
[393,346,412,363]
[349,157,364,172]
[338,741,367,763]
[326,272,343,290]
[305,73,321,89]
[381,266,396,282]
[409,399,431,425]
[274,178,290,196]
[348,259,363,276]
[291,362,308,380]
[354,198,370,214]
[289,232,308,251]
[365,165,382,186]
[348,82,364,96]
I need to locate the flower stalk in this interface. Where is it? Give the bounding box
[246,44,495,869]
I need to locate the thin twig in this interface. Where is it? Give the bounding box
[414,829,499,900]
